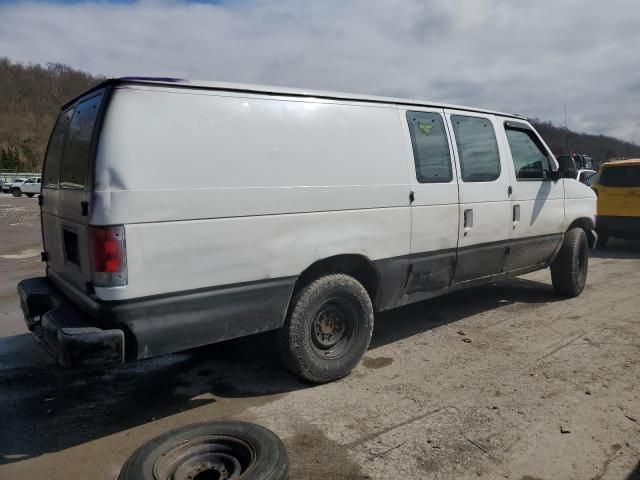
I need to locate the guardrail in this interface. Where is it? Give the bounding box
[0,172,40,184]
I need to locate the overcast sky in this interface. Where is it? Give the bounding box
[1,0,638,143]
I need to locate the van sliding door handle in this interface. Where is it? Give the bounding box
[512,204,520,223]
[463,209,473,228]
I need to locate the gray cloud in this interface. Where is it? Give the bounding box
[0,0,638,143]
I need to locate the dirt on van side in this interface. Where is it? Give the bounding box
[0,195,638,480]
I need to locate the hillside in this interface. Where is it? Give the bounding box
[0,58,102,172]
[1,57,639,172]
[530,119,640,168]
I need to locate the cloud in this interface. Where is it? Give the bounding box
[1,0,638,143]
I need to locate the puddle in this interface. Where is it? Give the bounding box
[362,356,394,369]
[286,424,367,480]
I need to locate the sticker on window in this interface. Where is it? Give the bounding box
[418,122,434,136]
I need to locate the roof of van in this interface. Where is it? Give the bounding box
[67,77,527,120]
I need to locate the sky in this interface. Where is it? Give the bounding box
[0,0,639,143]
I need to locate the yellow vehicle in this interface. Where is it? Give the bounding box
[592,159,640,246]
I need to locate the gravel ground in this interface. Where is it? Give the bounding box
[0,194,638,479]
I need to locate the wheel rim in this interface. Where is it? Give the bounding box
[310,297,358,359]
[153,435,256,480]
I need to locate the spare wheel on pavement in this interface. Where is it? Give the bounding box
[118,421,289,480]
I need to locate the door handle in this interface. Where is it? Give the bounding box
[512,204,520,223]
[463,209,473,235]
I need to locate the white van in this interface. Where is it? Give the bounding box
[19,78,597,382]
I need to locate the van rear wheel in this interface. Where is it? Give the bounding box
[12,188,21,197]
[278,274,374,383]
[551,227,589,297]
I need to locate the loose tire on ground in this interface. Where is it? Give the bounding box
[12,188,21,197]
[278,273,374,383]
[118,421,289,480]
[551,227,589,297]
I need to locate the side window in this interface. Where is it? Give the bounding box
[43,107,74,188]
[505,125,551,180]
[451,115,501,182]
[60,94,103,189]
[406,111,453,183]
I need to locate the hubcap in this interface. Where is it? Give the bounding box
[309,298,358,359]
[153,435,256,480]
[313,305,345,348]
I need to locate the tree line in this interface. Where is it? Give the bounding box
[0,57,101,172]
[1,57,639,172]
[530,119,640,168]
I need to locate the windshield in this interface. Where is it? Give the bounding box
[599,165,640,187]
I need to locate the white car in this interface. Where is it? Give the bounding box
[2,177,25,193]
[11,177,41,197]
[18,78,597,383]
[577,169,597,186]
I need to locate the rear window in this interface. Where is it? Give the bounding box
[599,165,640,187]
[43,107,74,188]
[59,94,103,189]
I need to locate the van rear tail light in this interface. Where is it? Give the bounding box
[89,225,127,287]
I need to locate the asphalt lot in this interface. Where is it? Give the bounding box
[0,195,638,480]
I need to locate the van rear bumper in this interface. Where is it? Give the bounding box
[18,277,125,367]
[19,274,296,365]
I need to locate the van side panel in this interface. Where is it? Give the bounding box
[93,87,411,301]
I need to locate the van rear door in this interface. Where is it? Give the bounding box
[41,91,105,294]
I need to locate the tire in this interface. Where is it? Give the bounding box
[278,273,374,383]
[119,421,289,480]
[551,227,589,297]
[12,188,22,197]
[26,193,34,198]
[596,230,609,248]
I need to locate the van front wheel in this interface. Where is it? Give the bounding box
[278,274,374,383]
[551,227,589,297]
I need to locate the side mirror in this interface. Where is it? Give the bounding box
[549,170,562,182]
[584,172,597,185]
